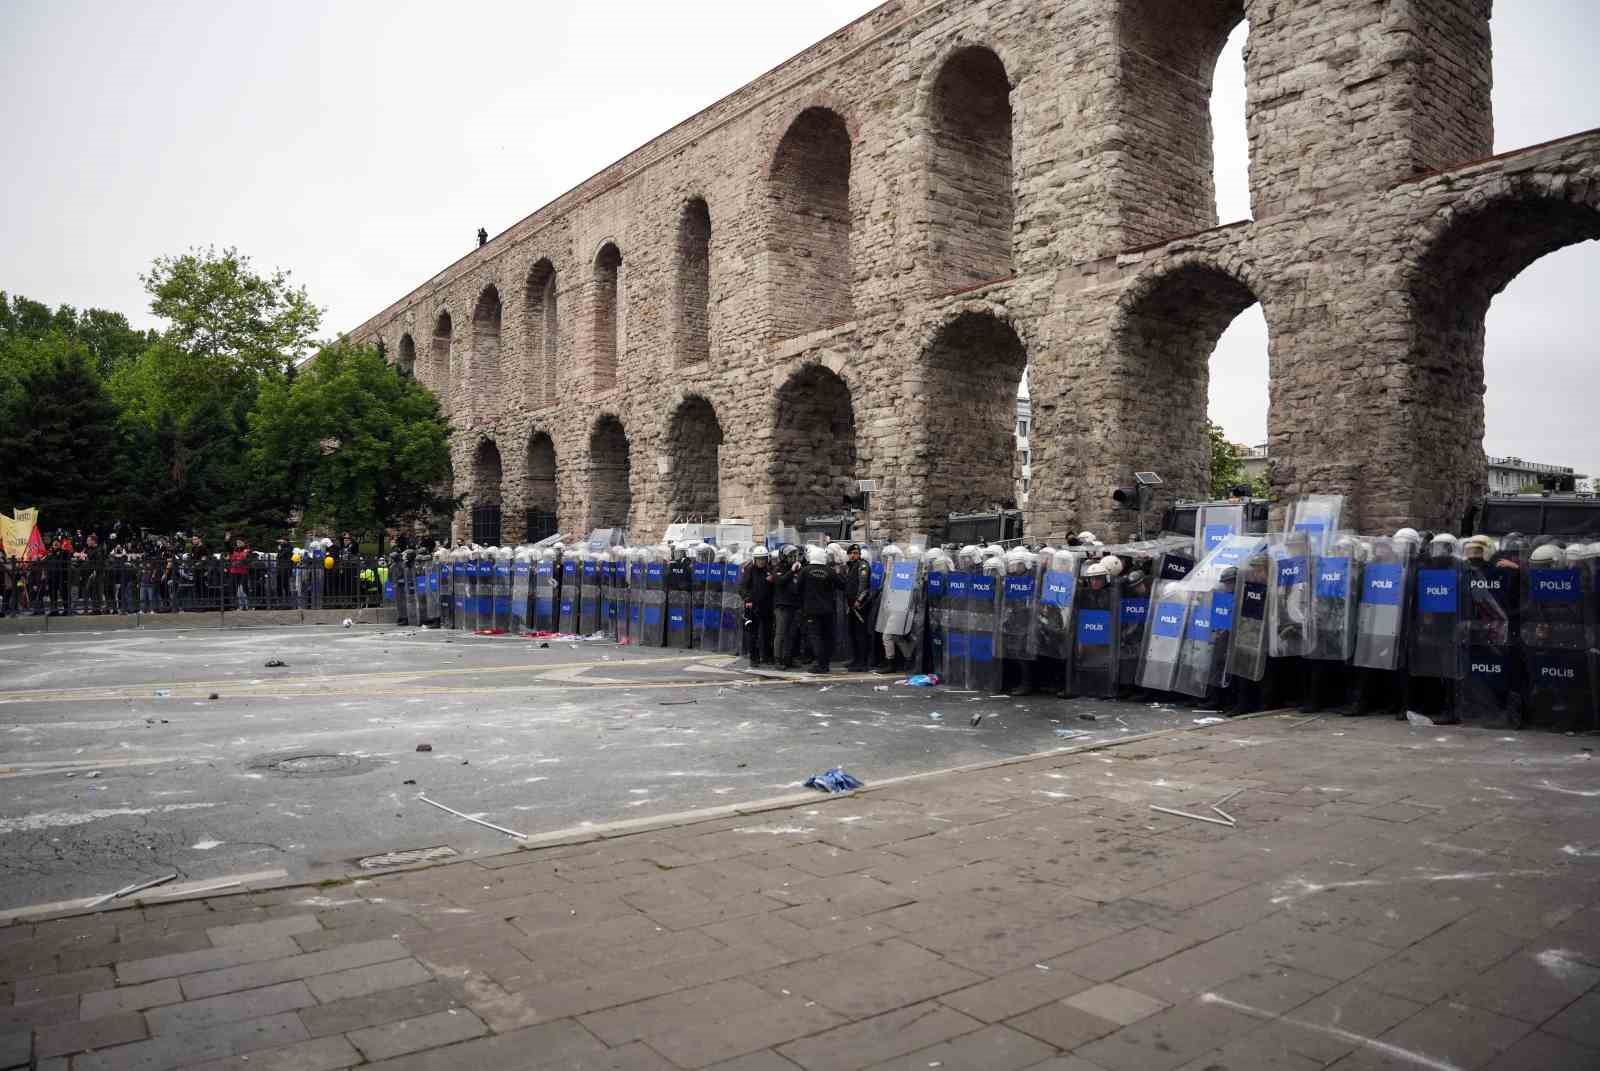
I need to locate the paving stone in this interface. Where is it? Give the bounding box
[181,938,411,999]
[1480,1030,1600,1071]
[1044,926,1199,983]
[115,938,303,986]
[207,916,321,947]
[1448,946,1600,1024]
[474,969,687,1032]
[360,1017,607,1069]
[707,1052,806,1071]
[182,1034,363,1070]
[146,980,315,1034]
[348,1008,487,1061]
[776,1000,983,1071]
[747,939,985,1019]
[34,1011,147,1057]
[940,965,1097,1023]
[305,958,433,1003]
[1352,918,1526,1003]
[1208,965,1341,1017]
[0,994,77,1029]
[1073,999,1265,1071]
[581,979,775,1047]
[299,980,459,1037]
[646,997,846,1068]
[0,1025,29,1070]
[1062,983,1168,1026]
[1366,999,1532,1070]
[1006,1001,1120,1051]
[58,930,214,973]
[860,1023,1056,1071]
[74,1011,309,1071]
[1541,991,1600,1047]
[79,978,183,1020]
[11,966,114,1003]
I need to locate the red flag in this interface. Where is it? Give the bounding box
[24,525,45,561]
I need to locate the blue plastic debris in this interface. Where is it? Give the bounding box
[904,674,940,687]
[804,767,864,793]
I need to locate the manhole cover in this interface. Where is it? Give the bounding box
[246,750,381,778]
[357,846,459,870]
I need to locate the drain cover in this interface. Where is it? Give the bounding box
[357,846,459,870]
[246,750,379,778]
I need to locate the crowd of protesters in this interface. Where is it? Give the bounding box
[0,523,386,616]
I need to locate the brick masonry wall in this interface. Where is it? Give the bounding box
[345,0,1599,544]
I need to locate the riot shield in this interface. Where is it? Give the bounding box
[1307,536,1362,663]
[1409,538,1466,680]
[534,552,557,632]
[923,554,950,678]
[1138,581,1189,693]
[666,547,693,649]
[1522,544,1596,731]
[511,551,531,634]
[689,548,710,649]
[580,554,600,636]
[1114,553,1154,689]
[421,554,440,626]
[628,552,647,644]
[1070,562,1119,698]
[877,550,920,639]
[718,554,744,655]
[941,563,973,688]
[1224,544,1272,683]
[439,558,454,629]
[1456,540,1518,725]
[1036,549,1079,665]
[704,549,727,651]
[968,557,1003,692]
[1266,533,1312,658]
[1353,537,1413,671]
[453,549,473,631]
[1170,536,1258,697]
[559,554,580,635]
[999,549,1040,664]
[643,551,667,647]
[1195,503,1246,560]
[1285,494,1345,556]
[493,549,513,632]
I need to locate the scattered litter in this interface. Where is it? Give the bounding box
[988,694,1009,700]
[208,693,220,701]
[803,767,863,793]
[1078,714,1098,721]
[1054,729,1091,740]
[660,699,698,706]
[416,794,527,838]
[153,689,171,698]
[416,743,433,752]
[1192,717,1226,726]
[87,872,178,909]
[1034,964,1051,971]
[402,779,416,786]
[817,685,834,693]
[460,760,470,766]
[1405,711,1435,727]
[928,712,943,721]
[970,713,984,727]
[84,771,101,780]
[1150,804,1236,828]
[904,674,940,687]
[149,879,239,899]
[341,618,353,628]
[191,839,223,851]
[539,642,550,648]
[874,685,890,692]
[1213,788,1245,808]
[264,659,287,668]
[736,762,748,768]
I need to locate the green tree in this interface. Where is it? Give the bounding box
[1207,420,1249,498]
[0,292,156,378]
[248,342,454,550]
[0,343,119,529]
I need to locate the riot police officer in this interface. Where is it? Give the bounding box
[799,546,837,674]
[741,546,776,666]
[842,544,873,672]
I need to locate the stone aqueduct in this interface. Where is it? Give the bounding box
[346,0,1600,544]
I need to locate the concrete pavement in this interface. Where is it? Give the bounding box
[2,713,1597,1069]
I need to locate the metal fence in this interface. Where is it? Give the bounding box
[0,556,392,617]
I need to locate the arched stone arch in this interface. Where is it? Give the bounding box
[923,44,1015,292]
[665,394,723,522]
[591,242,623,390]
[1108,253,1271,511]
[1397,183,1600,528]
[469,437,504,544]
[674,198,712,366]
[430,309,454,401]
[587,414,632,532]
[396,333,416,378]
[910,309,1029,530]
[771,363,857,525]
[525,429,559,541]
[524,258,558,406]
[472,284,503,411]
[767,106,853,339]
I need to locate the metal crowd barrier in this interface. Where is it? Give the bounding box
[0,557,391,617]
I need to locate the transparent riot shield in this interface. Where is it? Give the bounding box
[1000,550,1040,665]
[1266,533,1312,658]
[1176,536,1261,696]
[968,558,1003,692]
[1522,545,1595,731]
[566,550,585,633]
[493,550,513,633]
[1308,536,1362,663]
[717,555,744,655]
[923,555,950,678]
[1454,539,1518,724]
[877,552,920,640]
[628,552,647,644]
[703,549,726,652]
[1115,555,1155,689]
[1353,538,1413,671]
[1409,539,1466,681]
[1138,581,1189,693]
[1285,494,1345,556]
[1225,545,1272,683]
[534,553,557,632]
[1036,549,1079,666]
[666,548,692,649]
[1070,564,1119,699]
[690,549,711,649]
[511,551,531,634]
[643,552,667,647]
[453,550,473,631]
[580,554,600,637]
[1195,503,1246,560]
[420,554,438,626]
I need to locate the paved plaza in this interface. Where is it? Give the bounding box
[0,635,1597,1068]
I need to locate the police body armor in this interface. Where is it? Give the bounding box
[534,556,557,632]
[1224,547,1272,683]
[558,557,579,635]
[643,556,667,647]
[1353,539,1412,671]
[1408,545,1465,681]
[1522,551,1596,731]
[1070,570,1120,698]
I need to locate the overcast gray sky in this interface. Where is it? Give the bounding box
[2,1,1595,477]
